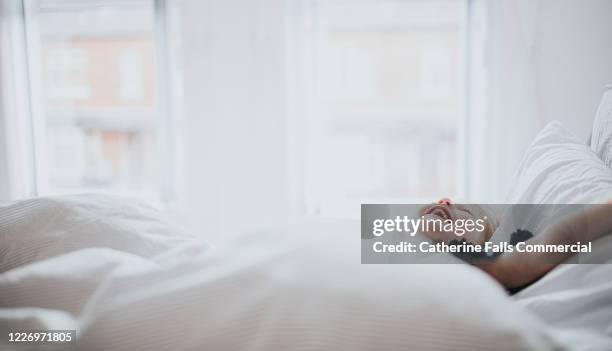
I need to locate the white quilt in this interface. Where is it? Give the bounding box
[0,196,558,351]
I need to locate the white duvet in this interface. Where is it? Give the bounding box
[0,195,605,350]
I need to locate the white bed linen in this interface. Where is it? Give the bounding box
[502,121,612,350]
[515,259,612,351]
[506,121,612,205]
[0,195,199,273]
[0,198,558,350]
[591,85,612,166]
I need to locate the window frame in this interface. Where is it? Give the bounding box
[4,0,176,202]
[286,0,473,216]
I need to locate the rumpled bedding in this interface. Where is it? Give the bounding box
[0,196,569,350]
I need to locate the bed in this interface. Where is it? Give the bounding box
[1,86,612,350]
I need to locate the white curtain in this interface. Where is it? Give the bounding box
[0,0,37,201]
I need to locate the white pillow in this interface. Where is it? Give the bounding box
[0,194,197,273]
[492,121,612,244]
[502,121,612,351]
[506,121,612,204]
[590,84,612,166]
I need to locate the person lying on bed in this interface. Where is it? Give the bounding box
[419,199,612,292]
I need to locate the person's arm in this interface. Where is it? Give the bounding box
[478,201,612,288]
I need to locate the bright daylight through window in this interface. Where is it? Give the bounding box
[22,0,171,200]
[297,0,465,216]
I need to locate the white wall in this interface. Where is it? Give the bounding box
[177,0,291,242]
[470,0,612,202]
[535,0,612,139]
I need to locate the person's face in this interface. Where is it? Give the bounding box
[418,199,495,244]
[420,198,476,222]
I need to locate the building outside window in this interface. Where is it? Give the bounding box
[21,0,173,201]
[294,0,466,216]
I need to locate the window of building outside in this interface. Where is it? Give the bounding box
[23,0,169,201]
[299,0,465,216]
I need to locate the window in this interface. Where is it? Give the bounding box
[290,0,466,216]
[20,0,174,201]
